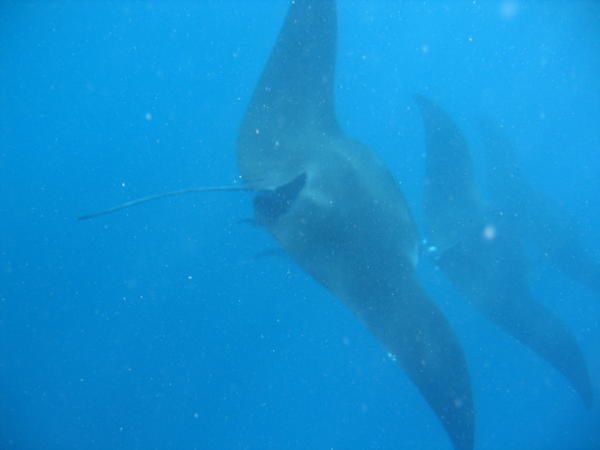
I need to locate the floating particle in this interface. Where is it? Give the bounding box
[483,224,497,241]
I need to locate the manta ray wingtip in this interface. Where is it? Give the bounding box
[413,93,432,109]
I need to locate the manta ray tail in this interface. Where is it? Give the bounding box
[78,184,254,220]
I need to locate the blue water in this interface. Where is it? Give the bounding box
[1,1,599,449]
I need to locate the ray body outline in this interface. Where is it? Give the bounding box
[237,3,475,450]
[416,95,593,409]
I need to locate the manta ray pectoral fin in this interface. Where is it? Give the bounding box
[439,243,593,408]
[237,0,338,188]
[355,277,474,450]
[477,284,594,408]
[558,246,600,301]
[501,297,594,408]
[478,117,523,183]
[485,291,594,408]
[414,94,473,177]
[480,118,600,300]
[414,94,483,252]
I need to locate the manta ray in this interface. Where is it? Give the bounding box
[415,95,592,408]
[480,120,600,300]
[238,2,474,449]
[80,2,475,449]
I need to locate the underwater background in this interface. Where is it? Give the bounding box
[1,1,599,449]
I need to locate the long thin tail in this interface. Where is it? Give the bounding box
[78,185,254,221]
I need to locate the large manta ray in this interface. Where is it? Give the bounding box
[237,2,473,450]
[79,2,474,448]
[415,95,593,408]
[480,120,600,300]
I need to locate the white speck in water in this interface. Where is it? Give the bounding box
[483,224,497,241]
[387,352,397,362]
[145,112,153,121]
[187,275,193,280]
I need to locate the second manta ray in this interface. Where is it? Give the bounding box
[480,120,600,300]
[239,2,473,450]
[415,95,593,408]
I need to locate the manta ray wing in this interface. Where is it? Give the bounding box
[415,94,483,253]
[480,119,600,299]
[237,0,338,190]
[356,275,475,450]
[439,232,593,408]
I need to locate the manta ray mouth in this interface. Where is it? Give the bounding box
[253,173,307,224]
